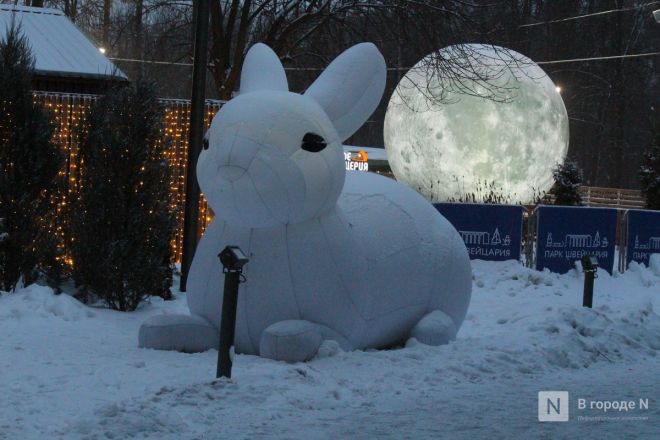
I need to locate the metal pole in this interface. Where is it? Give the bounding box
[217,271,240,378]
[582,270,595,308]
[180,0,210,292]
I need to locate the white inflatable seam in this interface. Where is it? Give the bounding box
[364,301,427,322]
[334,67,378,138]
[365,243,420,262]
[311,150,337,220]
[200,220,226,324]
[319,216,370,324]
[229,180,245,226]
[246,171,284,225]
[226,123,240,167]
[250,154,294,225]
[243,227,257,353]
[285,224,303,321]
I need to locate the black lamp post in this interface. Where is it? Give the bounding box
[180,0,210,292]
[580,256,598,308]
[217,246,249,379]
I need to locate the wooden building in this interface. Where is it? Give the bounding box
[0,4,127,93]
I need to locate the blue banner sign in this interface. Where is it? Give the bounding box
[626,209,660,268]
[535,206,617,274]
[434,203,523,261]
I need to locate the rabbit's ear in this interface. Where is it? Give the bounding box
[305,43,386,141]
[240,43,288,93]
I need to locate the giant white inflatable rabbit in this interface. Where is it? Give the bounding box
[139,43,472,362]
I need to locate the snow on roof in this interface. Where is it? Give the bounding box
[0,5,127,81]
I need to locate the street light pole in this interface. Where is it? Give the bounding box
[180,0,210,292]
[216,246,249,379]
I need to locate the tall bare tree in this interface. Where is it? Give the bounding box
[102,0,112,48]
[208,0,502,101]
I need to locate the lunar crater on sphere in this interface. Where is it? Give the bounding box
[384,44,569,204]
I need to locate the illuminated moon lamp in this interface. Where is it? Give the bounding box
[384,44,569,203]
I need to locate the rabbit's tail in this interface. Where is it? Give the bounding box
[138,314,218,353]
[409,310,457,346]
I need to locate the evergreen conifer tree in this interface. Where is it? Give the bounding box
[69,81,175,311]
[0,24,61,291]
[639,123,660,209]
[552,160,583,206]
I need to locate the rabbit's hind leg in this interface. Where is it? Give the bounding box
[259,320,351,362]
[138,314,218,353]
[409,310,457,346]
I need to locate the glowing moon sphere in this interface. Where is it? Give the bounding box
[384,44,569,203]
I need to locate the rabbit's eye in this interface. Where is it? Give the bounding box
[301,132,327,152]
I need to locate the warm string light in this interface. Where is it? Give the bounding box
[161,102,220,260]
[33,92,222,264]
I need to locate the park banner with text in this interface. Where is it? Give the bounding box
[535,206,617,274]
[625,209,660,268]
[434,203,524,262]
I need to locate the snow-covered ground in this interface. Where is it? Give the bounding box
[1,260,658,439]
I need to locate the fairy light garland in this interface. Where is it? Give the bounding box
[33,91,222,264]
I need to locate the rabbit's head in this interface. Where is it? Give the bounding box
[198,43,386,228]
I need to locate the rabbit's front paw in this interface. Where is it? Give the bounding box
[259,320,325,362]
[139,314,218,353]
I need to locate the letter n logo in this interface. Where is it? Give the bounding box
[538,391,569,422]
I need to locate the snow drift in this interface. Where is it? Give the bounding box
[1,260,658,439]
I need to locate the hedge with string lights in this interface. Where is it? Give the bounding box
[0,24,63,292]
[68,81,176,311]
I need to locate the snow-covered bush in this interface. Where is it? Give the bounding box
[446,178,513,204]
[0,24,62,291]
[68,81,175,311]
[552,159,583,206]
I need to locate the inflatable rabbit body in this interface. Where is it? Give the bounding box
[139,43,472,362]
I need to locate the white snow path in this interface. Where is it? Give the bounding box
[1,260,658,439]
